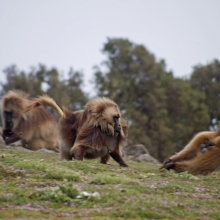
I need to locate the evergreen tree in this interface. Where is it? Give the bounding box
[1,65,43,96]
[165,78,209,154]
[1,64,88,112]
[190,59,220,130]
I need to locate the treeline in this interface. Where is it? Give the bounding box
[1,38,220,162]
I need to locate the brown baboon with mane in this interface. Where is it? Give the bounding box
[161,128,220,175]
[26,95,129,167]
[1,90,59,152]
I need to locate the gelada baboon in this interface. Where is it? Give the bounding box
[1,90,59,152]
[161,128,220,175]
[26,95,129,167]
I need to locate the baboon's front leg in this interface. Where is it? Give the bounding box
[161,159,175,170]
[71,145,86,161]
[109,151,128,167]
[2,130,20,145]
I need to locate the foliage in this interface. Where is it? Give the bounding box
[190,59,220,130]
[0,147,220,219]
[31,184,79,203]
[1,64,88,111]
[1,65,43,96]
[165,78,209,153]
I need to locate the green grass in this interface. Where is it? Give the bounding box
[0,148,220,219]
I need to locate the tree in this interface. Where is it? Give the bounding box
[35,65,88,110]
[64,68,88,110]
[1,64,88,112]
[165,78,209,154]
[190,59,220,130]
[1,65,43,97]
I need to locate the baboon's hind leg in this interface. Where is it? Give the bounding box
[59,141,72,160]
[100,154,110,164]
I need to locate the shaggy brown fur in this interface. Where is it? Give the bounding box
[26,95,129,166]
[161,129,220,175]
[1,91,59,152]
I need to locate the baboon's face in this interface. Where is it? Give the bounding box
[86,98,122,137]
[113,115,121,135]
[101,107,121,137]
[4,111,13,130]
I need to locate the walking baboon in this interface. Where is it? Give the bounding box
[26,95,129,166]
[1,90,59,152]
[162,129,220,175]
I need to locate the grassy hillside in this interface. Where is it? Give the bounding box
[0,147,220,220]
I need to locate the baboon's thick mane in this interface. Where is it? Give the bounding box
[85,97,118,113]
[84,97,121,137]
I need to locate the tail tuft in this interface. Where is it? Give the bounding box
[25,95,64,118]
[25,102,42,112]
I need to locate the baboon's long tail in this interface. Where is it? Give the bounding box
[25,95,65,117]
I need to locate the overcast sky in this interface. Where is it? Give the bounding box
[1,0,220,91]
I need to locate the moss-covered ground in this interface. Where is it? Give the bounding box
[0,148,220,220]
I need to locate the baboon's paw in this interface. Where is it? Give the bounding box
[199,139,213,154]
[161,159,175,170]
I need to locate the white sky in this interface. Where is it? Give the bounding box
[0,0,220,92]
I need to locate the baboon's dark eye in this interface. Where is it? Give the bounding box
[5,111,12,117]
[113,115,120,120]
[5,111,13,121]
